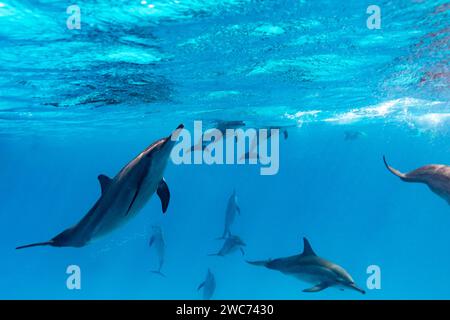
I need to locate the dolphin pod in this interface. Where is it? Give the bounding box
[247,237,365,294]
[383,156,450,205]
[16,124,184,249]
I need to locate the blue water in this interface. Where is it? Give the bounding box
[0,0,449,299]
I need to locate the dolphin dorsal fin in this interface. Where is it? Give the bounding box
[98,174,112,194]
[301,237,317,256]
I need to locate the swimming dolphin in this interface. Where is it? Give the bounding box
[149,225,165,277]
[197,268,216,300]
[241,126,289,161]
[218,190,241,239]
[383,156,450,205]
[247,237,365,294]
[209,235,246,257]
[16,124,184,249]
[344,130,365,141]
[186,120,246,154]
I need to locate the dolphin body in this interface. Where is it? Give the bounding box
[197,268,216,300]
[210,235,246,257]
[383,156,450,205]
[186,120,246,155]
[344,130,365,141]
[149,226,165,277]
[241,126,289,161]
[16,124,184,249]
[219,190,241,239]
[247,238,365,294]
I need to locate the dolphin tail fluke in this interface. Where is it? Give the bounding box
[151,270,166,277]
[245,260,268,267]
[383,156,409,181]
[16,241,53,250]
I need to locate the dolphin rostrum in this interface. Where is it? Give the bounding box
[383,156,450,205]
[218,190,241,239]
[247,237,365,294]
[149,225,165,277]
[197,268,216,300]
[209,235,246,257]
[16,124,184,249]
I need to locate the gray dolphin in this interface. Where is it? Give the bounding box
[149,225,165,277]
[218,189,241,239]
[241,126,289,161]
[383,156,450,205]
[16,124,184,249]
[247,237,365,294]
[344,130,365,141]
[197,268,216,300]
[209,235,246,257]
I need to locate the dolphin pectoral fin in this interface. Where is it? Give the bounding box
[157,179,170,213]
[98,174,112,194]
[16,240,54,250]
[240,247,245,256]
[236,205,241,215]
[302,282,330,293]
[197,281,205,291]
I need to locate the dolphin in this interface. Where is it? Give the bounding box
[149,225,165,277]
[16,124,184,249]
[218,189,241,239]
[241,126,289,161]
[186,120,246,155]
[197,268,216,300]
[383,156,450,205]
[344,130,365,141]
[209,235,246,257]
[247,237,365,294]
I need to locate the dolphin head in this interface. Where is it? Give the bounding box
[141,124,184,164]
[332,265,366,294]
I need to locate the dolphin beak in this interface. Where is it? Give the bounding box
[349,283,366,294]
[161,124,184,149]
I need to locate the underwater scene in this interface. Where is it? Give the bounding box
[0,0,449,300]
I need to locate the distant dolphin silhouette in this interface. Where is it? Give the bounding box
[149,226,165,277]
[383,156,450,205]
[209,235,246,257]
[240,126,289,161]
[16,124,184,249]
[197,268,216,300]
[247,237,365,294]
[218,189,241,239]
[344,130,365,141]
